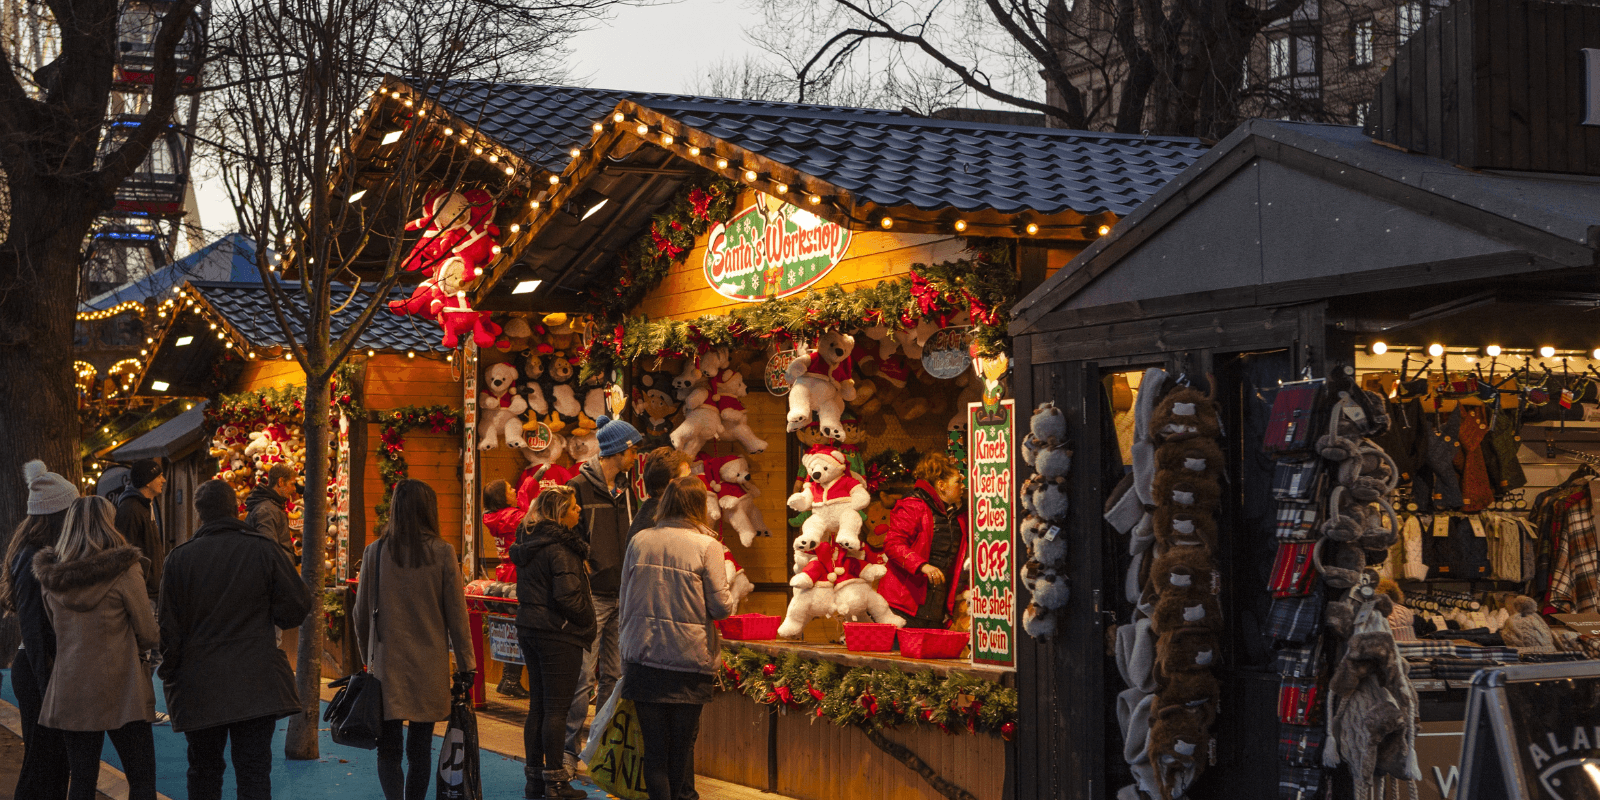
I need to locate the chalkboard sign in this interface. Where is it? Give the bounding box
[1457,661,1600,800]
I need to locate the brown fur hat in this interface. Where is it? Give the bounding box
[1148,385,1220,445]
[1152,470,1221,514]
[1148,701,1215,800]
[1330,629,1403,697]
[1156,667,1220,708]
[1155,438,1224,483]
[1154,627,1219,681]
[1153,506,1218,550]
[1152,591,1223,635]
[1149,543,1218,600]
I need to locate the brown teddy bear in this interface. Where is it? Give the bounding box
[1148,384,1220,444]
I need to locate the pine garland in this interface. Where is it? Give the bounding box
[372,405,463,534]
[588,239,1016,375]
[717,647,1017,736]
[864,447,922,492]
[585,175,742,320]
[207,363,364,426]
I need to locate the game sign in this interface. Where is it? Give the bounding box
[968,399,1016,668]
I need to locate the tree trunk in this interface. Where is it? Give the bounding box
[0,181,100,523]
[285,374,330,759]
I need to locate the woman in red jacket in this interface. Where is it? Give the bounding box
[878,452,969,629]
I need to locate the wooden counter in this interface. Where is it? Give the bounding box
[725,639,1015,685]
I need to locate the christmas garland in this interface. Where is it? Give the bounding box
[372,404,463,534]
[864,447,923,493]
[589,239,1015,374]
[718,647,1017,738]
[207,363,364,426]
[585,175,741,320]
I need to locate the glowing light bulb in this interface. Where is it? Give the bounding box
[661,134,674,145]
[636,123,649,135]
[1025,223,1040,235]
[716,158,729,169]
[775,183,788,194]
[570,148,582,158]
[443,127,453,135]
[1428,343,1445,357]
[808,195,822,205]
[954,220,967,232]
[613,112,625,122]
[1370,341,1387,355]
[1485,345,1502,357]
[592,122,603,133]
[1097,224,1112,236]
[879,217,894,230]
[510,224,520,233]
[743,169,758,182]
[1541,346,1557,358]
[689,146,700,156]
[548,175,560,185]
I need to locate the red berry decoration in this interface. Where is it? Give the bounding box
[762,663,776,677]
[1001,721,1016,742]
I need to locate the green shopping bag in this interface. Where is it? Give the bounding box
[585,698,648,800]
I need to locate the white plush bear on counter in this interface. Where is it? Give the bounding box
[478,362,528,450]
[787,446,870,551]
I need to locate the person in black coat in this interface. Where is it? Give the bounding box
[158,479,313,800]
[510,485,595,800]
[3,460,77,800]
[113,459,166,602]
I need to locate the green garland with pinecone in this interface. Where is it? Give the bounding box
[718,647,1017,739]
[587,239,1015,375]
[373,405,462,534]
[585,174,742,320]
[207,363,364,426]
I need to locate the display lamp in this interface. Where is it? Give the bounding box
[689,146,701,156]
[1541,346,1557,358]
[879,217,894,230]
[1427,343,1444,357]
[513,280,542,295]
[1369,341,1387,355]
[1098,224,1112,236]
[954,220,968,232]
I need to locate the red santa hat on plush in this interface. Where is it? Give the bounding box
[806,445,849,468]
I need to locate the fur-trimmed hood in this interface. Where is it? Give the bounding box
[33,545,144,611]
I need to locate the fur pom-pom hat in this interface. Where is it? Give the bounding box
[24,459,77,515]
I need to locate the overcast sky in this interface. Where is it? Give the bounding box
[191,0,763,242]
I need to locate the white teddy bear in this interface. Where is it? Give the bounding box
[709,369,768,454]
[787,447,870,551]
[777,537,837,638]
[784,330,856,440]
[670,357,722,457]
[707,454,768,547]
[478,362,528,450]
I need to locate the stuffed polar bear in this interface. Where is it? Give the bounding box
[778,537,837,638]
[709,369,768,454]
[671,358,723,457]
[706,454,768,547]
[787,446,870,551]
[478,362,528,450]
[724,551,755,614]
[784,331,856,440]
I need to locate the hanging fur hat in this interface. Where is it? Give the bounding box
[1155,438,1224,483]
[1153,507,1218,551]
[1148,701,1215,800]
[1148,384,1220,445]
[1151,470,1221,514]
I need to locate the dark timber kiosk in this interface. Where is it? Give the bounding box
[1005,1,1600,797]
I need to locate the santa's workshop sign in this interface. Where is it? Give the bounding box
[969,398,1017,668]
[702,199,851,301]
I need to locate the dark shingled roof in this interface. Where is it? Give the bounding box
[422,82,1210,218]
[190,281,449,353]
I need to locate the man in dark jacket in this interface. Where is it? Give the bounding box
[627,448,692,541]
[245,464,298,561]
[114,458,166,602]
[563,415,642,764]
[159,479,313,800]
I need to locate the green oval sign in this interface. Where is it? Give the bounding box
[702,198,852,302]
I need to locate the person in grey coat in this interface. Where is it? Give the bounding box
[619,477,735,800]
[244,464,298,561]
[353,479,476,800]
[159,479,313,800]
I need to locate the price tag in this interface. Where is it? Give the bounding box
[1044,525,1060,541]
[1468,517,1487,538]
[1342,403,1367,425]
[1433,516,1452,538]
[1560,389,1575,409]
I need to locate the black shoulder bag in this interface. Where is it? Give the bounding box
[325,540,385,749]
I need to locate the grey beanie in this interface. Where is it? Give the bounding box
[24,460,78,515]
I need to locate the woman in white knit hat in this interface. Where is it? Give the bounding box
[2,459,77,800]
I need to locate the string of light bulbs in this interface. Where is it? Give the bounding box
[1365,342,1600,360]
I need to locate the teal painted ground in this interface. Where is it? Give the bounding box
[1,669,606,800]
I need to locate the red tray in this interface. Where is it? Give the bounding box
[844,622,897,652]
[717,613,782,640]
[898,628,967,659]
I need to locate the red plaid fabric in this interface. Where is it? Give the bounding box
[1269,542,1319,598]
[1549,492,1600,613]
[1264,384,1323,456]
[1278,678,1322,725]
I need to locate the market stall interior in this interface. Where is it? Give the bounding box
[1007,2,1600,797]
[296,77,1210,800]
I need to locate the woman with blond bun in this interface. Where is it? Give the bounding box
[879,452,970,629]
[33,495,159,800]
[619,476,736,800]
[510,484,594,800]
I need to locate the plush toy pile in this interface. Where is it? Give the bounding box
[1105,370,1225,800]
[209,419,307,518]
[1018,402,1071,637]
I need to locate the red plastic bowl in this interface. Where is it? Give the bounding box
[899,628,967,659]
[717,613,782,640]
[844,622,898,652]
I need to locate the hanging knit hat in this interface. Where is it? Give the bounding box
[24,460,78,515]
[594,416,643,458]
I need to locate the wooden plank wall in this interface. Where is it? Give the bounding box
[1368,0,1600,174]
[235,358,306,392]
[359,354,465,554]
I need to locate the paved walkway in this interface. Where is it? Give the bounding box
[0,670,778,800]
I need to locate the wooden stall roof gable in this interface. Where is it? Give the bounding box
[1009,119,1600,335]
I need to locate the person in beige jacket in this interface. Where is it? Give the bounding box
[33,495,160,800]
[353,479,476,800]
[618,477,736,800]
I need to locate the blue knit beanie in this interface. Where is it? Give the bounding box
[594,416,643,458]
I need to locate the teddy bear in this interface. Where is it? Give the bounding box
[516,433,574,507]
[631,371,680,447]
[704,454,768,547]
[787,446,871,551]
[671,366,723,458]
[566,429,599,463]
[784,331,856,440]
[1148,384,1221,444]
[708,369,767,454]
[543,313,577,351]
[577,371,610,433]
[529,352,582,433]
[824,546,905,627]
[478,362,528,450]
[778,537,838,638]
[862,499,894,555]
[724,551,755,613]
